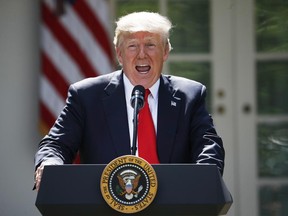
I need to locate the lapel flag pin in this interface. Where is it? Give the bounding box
[171,101,177,107]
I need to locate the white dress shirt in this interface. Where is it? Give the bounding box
[123,74,159,155]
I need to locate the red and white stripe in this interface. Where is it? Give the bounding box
[40,0,114,132]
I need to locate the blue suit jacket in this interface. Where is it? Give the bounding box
[35,70,225,174]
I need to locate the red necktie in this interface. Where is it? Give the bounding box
[138,89,159,164]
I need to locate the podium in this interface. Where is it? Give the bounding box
[35,164,232,216]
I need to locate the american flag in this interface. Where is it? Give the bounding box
[40,0,114,134]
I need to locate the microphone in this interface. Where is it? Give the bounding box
[130,85,145,111]
[130,85,145,156]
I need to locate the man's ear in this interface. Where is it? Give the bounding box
[163,44,170,62]
[115,46,123,65]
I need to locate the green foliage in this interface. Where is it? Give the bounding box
[257,61,288,114]
[115,0,158,18]
[258,123,288,177]
[168,0,210,53]
[256,0,288,52]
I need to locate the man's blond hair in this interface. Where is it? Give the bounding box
[114,11,172,51]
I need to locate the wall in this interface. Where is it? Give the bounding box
[0,1,41,215]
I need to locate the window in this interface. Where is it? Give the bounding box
[256,0,288,215]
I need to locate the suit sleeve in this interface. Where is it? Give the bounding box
[34,84,84,169]
[189,85,225,175]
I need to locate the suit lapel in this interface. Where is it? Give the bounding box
[157,75,182,163]
[102,71,131,156]
[101,72,182,161]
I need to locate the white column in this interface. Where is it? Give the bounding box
[0,1,41,215]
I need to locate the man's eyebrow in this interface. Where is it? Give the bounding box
[126,39,138,43]
[127,37,157,41]
[144,36,157,41]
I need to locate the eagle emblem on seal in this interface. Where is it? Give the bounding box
[116,169,143,200]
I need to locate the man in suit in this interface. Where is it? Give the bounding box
[34,11,225,190]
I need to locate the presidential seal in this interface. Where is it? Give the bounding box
[100,155,158,214]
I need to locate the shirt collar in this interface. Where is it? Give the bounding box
[123,73,160,100]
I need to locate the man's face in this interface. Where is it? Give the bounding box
[116,31,169,88]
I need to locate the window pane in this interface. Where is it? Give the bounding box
[257,61,288,114]
[258,123,288,177]
[259,185,288,215]
[115,0,158,17]
[256,0,288,52]
[167,0,210,53]
[169,62,212,112]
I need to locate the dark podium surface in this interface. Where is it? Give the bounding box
[36,164,232,216]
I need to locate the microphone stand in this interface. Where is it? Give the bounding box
[131,97,141,156]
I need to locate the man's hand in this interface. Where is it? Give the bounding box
[35,163,45,191]
[34,160,63,191]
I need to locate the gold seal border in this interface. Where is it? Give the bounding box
[100,155,158,214]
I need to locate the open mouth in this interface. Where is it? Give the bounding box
[135,65,151,74]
